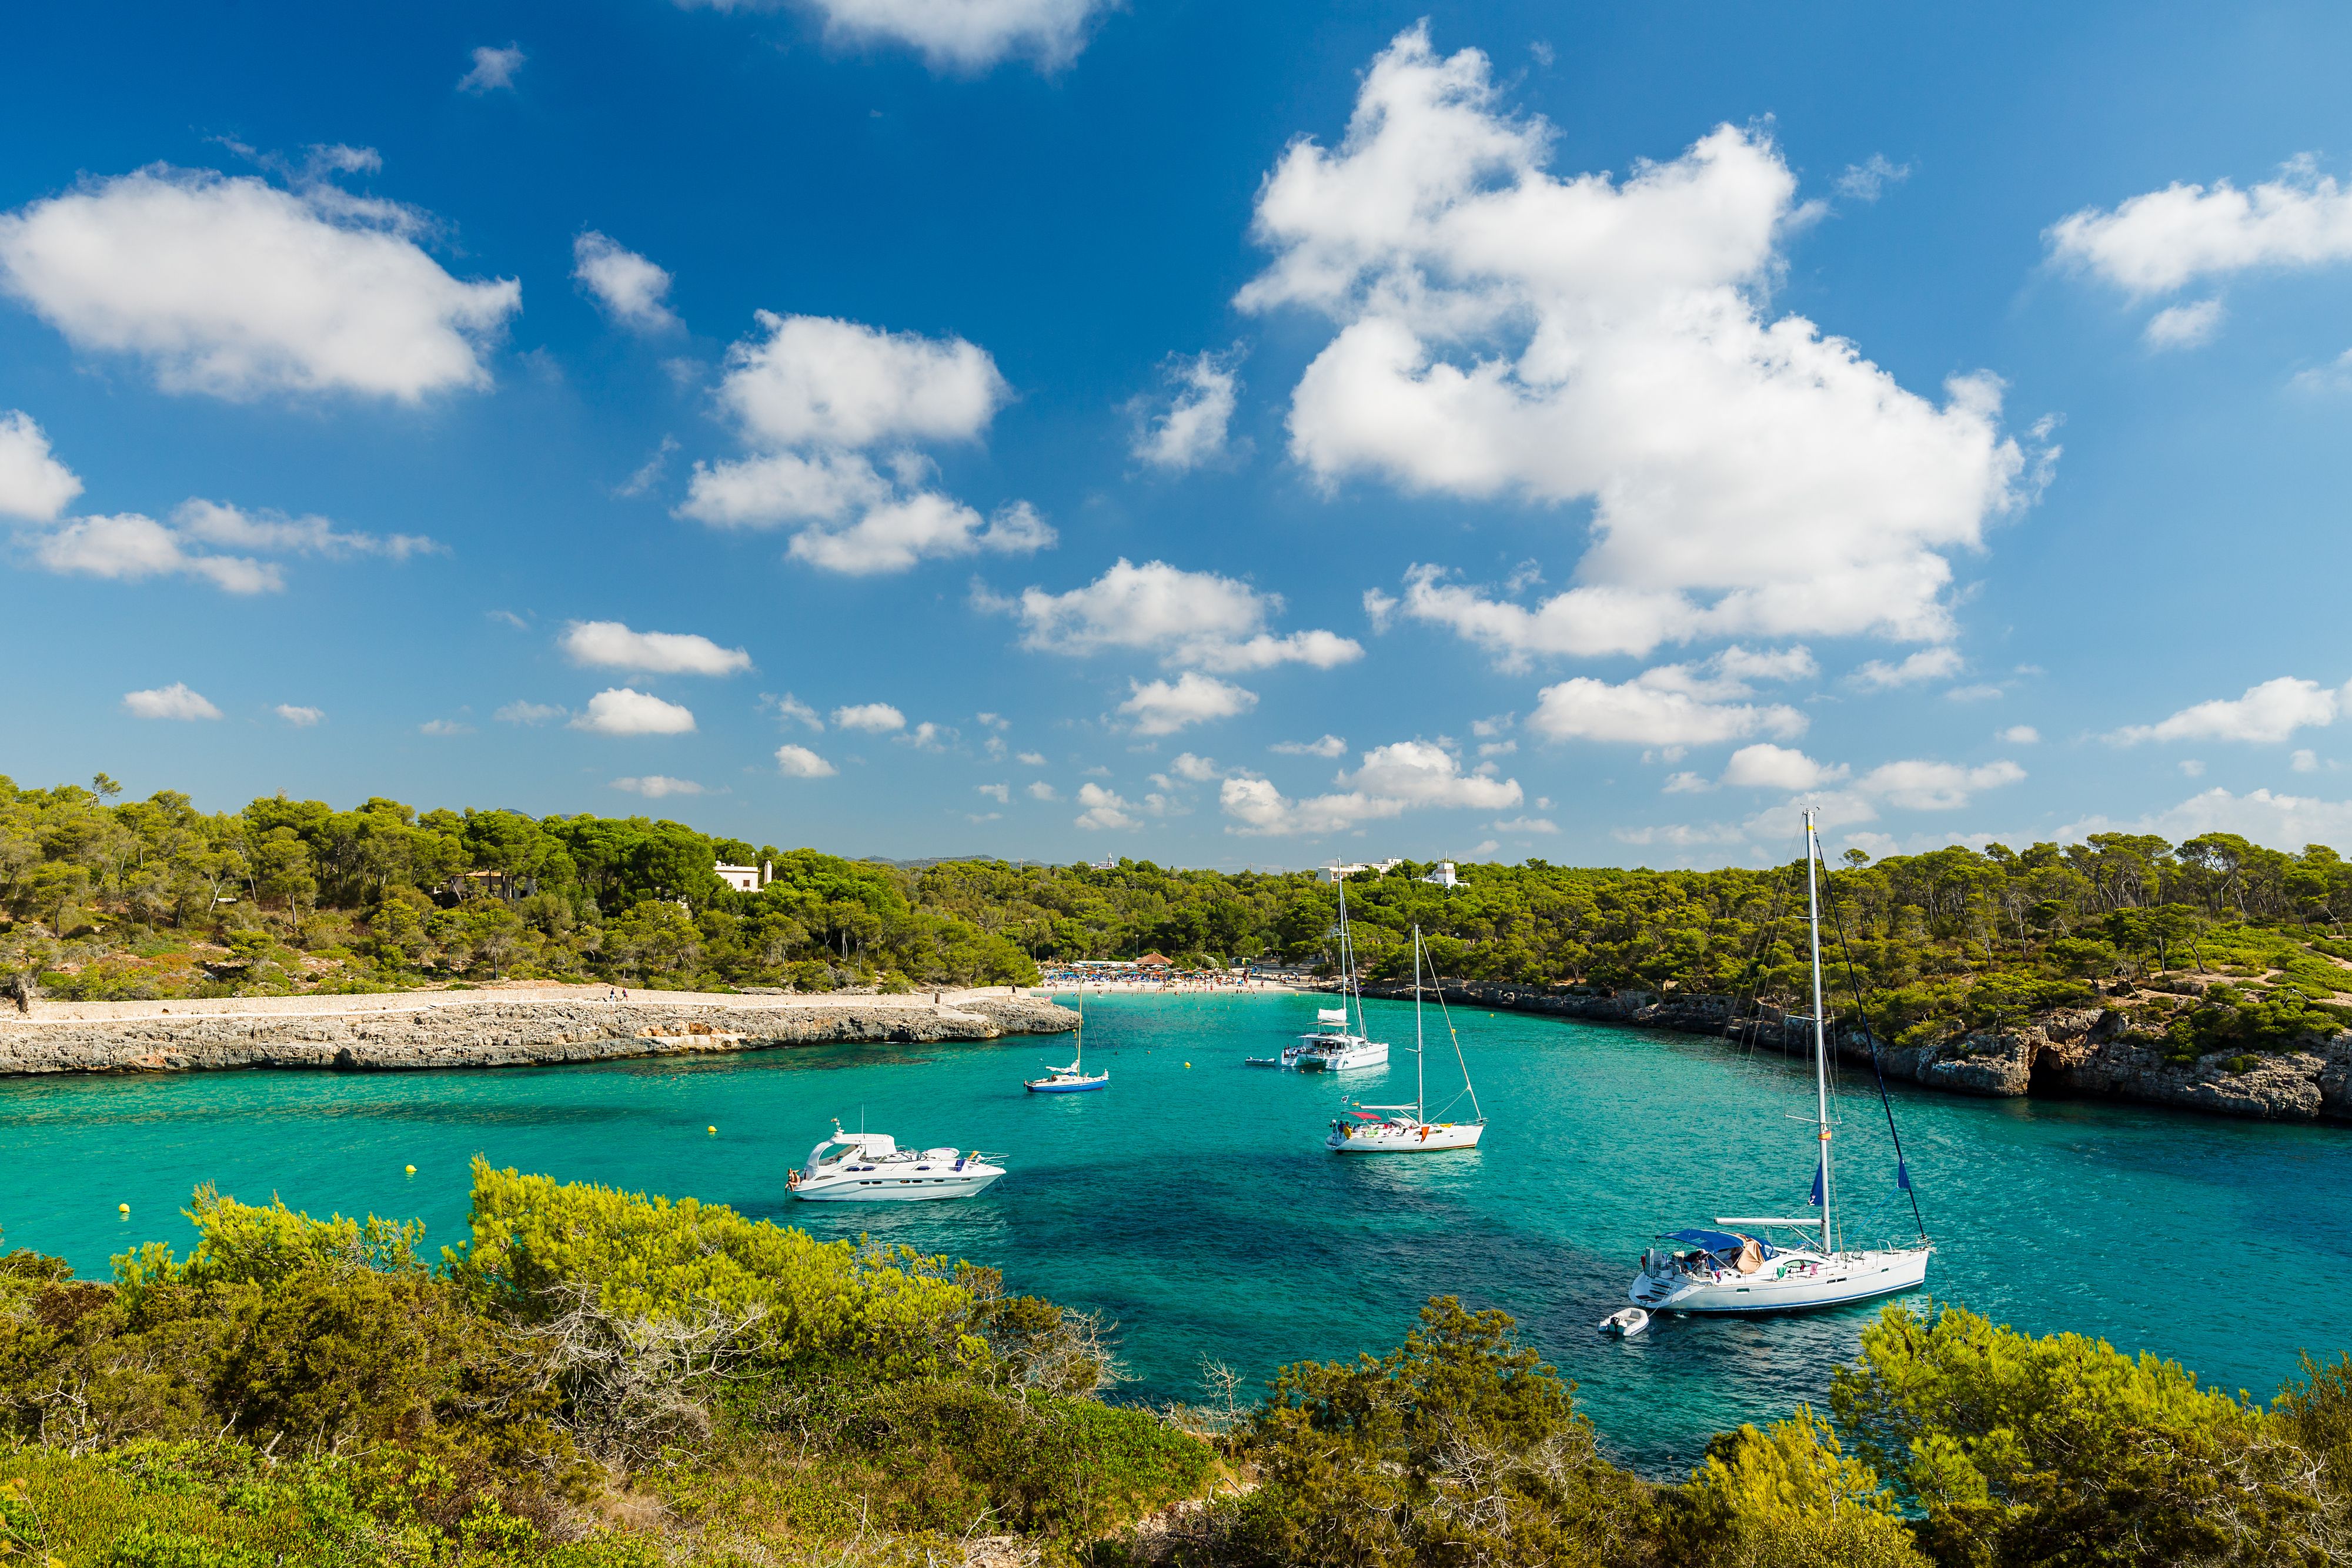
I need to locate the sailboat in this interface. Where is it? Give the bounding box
[1327,926,1484,1151]
[1288,870,1388,1071]
[1027,979,1109,1092]
[1627,808,1932,1313]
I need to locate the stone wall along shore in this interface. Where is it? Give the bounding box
[0,991,1077,1075]
[1350,978,2352,1125]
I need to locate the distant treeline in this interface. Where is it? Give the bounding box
[5,773,2351,1058]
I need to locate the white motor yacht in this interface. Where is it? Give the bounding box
[1329,926,1484,1151]
[1627,809,1932,1314]
[789,1124,1004,1202]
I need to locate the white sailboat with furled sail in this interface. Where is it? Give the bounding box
[1327,925,1483,1151]
[1627,808,1932,1313]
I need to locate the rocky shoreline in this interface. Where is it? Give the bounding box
[1352,978,2352,1125]
[0,994,1078,1076]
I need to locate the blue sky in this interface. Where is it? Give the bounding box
[6,0,2352,868]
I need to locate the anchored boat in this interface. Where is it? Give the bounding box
[1328,925,1484,1152]
[1627,808,1933,1314]
[1287,869,1389,1072]
[1028,981,1108,1092]
[789,1122,1004,1202]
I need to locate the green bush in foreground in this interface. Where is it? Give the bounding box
[8,1182,2352,1568]
[1833,1302,2349,1566]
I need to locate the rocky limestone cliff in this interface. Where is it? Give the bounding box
[1353,978,2352,1126]
[0,994,1077,1076]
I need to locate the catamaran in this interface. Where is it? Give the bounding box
[789,1122,1004,1201]
[1328,925,1484,1151]
[1627,808,1932,1313]
[1287,869,1388,1071]
[1027,981,1108,1092]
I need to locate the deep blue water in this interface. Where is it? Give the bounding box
[2,993,2345,1474]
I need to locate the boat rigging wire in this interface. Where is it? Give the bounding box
[1819,850,1931,1242]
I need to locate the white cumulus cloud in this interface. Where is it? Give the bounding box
[274,704,324,727]
[560,620,751,676]
[1119,672,1257,736]
[0,410,83,521]
[677,312,1047,574]
[831,702,906,733]
[458,44,526,93]
[0,166,519,401]
[1220,740,1519,835]
[122,682,221,721]
[1853,758,2025,811]
[1075,781,1140,830]
[789,494,1051,575]
[573,232,679,332]
[2049,155,2352,296]
[1850,647,1963,689]
[570,688,696,735]
[1238,26,2030,654]
[714,312,1004,450]
[775,744,838,778]
[2109,676,2344,745]
[1007,558,1360,672]
[1271,734,1347,758]
[1528,653,1810,745]
[680,0,1114,71]
[31,513,280,594]
[1132,349,1241,471]
[2144,299,2224,350]
[1720,743,1844,791]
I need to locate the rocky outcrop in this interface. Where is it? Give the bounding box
[0,995,1077,1076]
[1352,977,2352,1126]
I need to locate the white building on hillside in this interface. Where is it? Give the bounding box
[1322,858,1404,883]
[1421,861,1459,888]
[716,860,772,892]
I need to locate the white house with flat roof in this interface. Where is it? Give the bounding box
[715,860,771,892]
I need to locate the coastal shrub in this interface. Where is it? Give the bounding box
[831,1379,1214,1538]
[453,1162,983,1378]
[1666,1409,1926,1568]
[1830,1302,2328,1565]
[0,1195,576,1508]
[1220,1296,1655,1568]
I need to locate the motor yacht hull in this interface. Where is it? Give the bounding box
[793,1167,1003,1201]
[1630,1245,1929,1313]
[1327,1120,1483,1152]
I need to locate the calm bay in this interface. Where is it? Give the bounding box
[1,992,2344,1474]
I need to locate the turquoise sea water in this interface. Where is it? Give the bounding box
[2,993,2347,1473]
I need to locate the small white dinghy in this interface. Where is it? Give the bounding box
[1598,1308,1651,1338]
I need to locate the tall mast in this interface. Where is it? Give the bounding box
[1803,809,1834,1253]
[1413,925,1426,1120]
[1338,872,1367,1038]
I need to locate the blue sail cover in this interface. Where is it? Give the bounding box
[1663,1229,1751,1253]
[1810,1156,1825,1207]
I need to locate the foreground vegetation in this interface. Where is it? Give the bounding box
[8,773,2352,1062]
[2,1174,2348,1567]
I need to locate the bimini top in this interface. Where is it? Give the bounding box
[1663,1228,1768,1255]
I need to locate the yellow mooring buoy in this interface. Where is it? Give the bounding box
[405,1164,417,1175]
[1184,1061,1192,1068]
[118,1203,129,1216]
[708,1125,717,1135]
